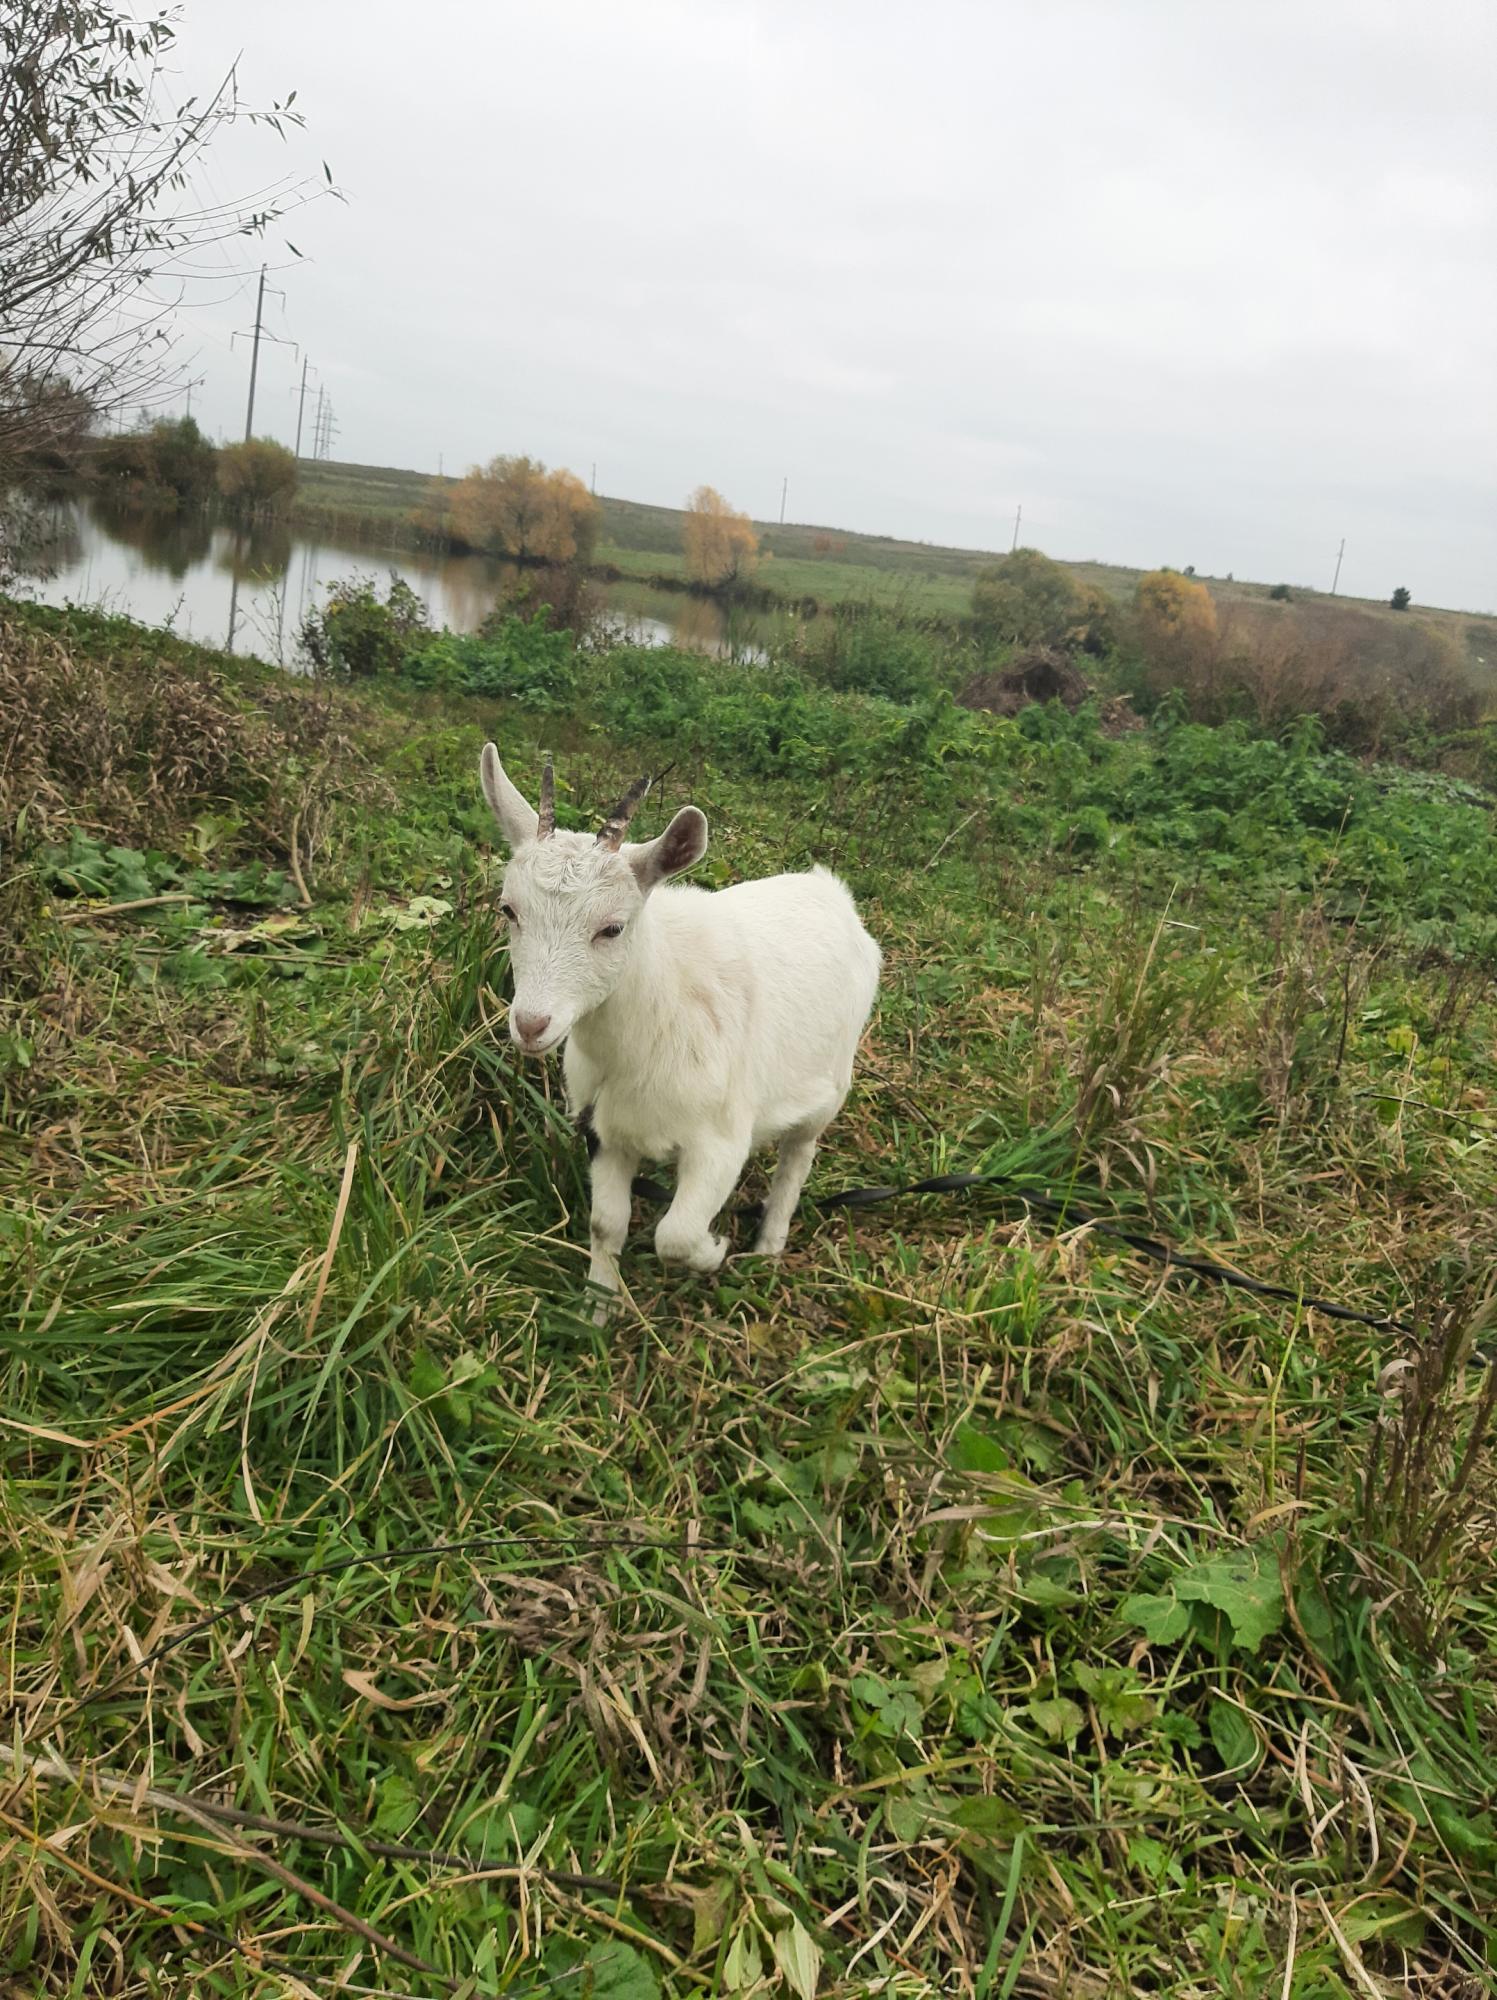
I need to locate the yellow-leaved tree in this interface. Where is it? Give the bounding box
[216,438,297,514]
[1134,568,1219,674]
[682,486,758,590]
[449,456,598,564]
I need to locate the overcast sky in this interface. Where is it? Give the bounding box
[177,0,1495,609]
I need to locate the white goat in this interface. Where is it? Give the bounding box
[480,744,881,1299]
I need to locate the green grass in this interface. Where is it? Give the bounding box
[3,598,1496,1998]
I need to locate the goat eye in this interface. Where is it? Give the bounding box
[501,903,519,924]
[594,922,624,943]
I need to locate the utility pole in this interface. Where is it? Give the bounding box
[1011,503,1022,553]
[293,356,314,460]
[243,266,266,441]
[231,265,294,442]
[591,462,596,495]
[1330,537,1345,596]
[780,476,788,526]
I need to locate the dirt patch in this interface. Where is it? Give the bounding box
[959,647,1144,736]
[959,646,1093,716]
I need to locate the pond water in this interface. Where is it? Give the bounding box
[14,494,777,663]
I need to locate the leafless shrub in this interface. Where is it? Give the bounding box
[1131,599,1485,752]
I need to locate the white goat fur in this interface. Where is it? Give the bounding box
[480,744,881,1295]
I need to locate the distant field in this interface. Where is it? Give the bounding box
[294,460,1496,657]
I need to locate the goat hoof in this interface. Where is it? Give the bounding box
[692,1234,728,1273]
[751,1227,788,1258]
[657,1231,727,1273]
[585,1283,620,1326]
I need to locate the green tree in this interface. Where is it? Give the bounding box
[217,438,297,514]
[96,415,217,502]
[972,548,1108,650]
[1390,586,1412,611]
[147,416,217,501]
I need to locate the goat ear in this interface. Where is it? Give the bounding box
[479,743,539,849]
[627,806,708,891]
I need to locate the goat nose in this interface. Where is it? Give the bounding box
[513,1010,552,1047]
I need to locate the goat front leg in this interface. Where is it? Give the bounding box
[587,1142,639,1318]
[654,1134,747,1274]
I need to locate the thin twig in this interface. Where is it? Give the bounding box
[3,1752,458,1993]
[287,805,313,908]
[56,892,192,922]
[0,1800,239,1959]
[0,1743,629,1898]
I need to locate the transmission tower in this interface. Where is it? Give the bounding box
[310,386,340,462]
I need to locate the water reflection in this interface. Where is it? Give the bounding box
[91,494,214,576]
[17,492,774,662]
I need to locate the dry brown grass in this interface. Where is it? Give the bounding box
[1127,594,1487,748]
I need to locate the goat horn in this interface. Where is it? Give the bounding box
[596,772,652,850]
[536,750,556,839]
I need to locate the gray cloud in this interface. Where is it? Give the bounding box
[179,0,1495,607]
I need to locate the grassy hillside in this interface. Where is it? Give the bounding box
[3,597,1496,1997]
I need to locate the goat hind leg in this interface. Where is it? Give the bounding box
[753,1120,824,1257]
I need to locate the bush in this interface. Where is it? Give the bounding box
[1268,583,1292,602]
[446,456,598,565]
[1134,569,1220,677]
[93,416,217,504]
[409,615,577,705]
[217,437,297,514]
[973,548,1111,653]
[298,573,431,680]
[793,608,946,704]
[1123,597,1482,755]
[146,416,217,502]
[1391,586,1412,611]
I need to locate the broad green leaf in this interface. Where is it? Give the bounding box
[949,1422,1009,1474]
[689,1877,734,1956]
[1026,1695,1085,1744]
[722,1925,763,1992]
[772,1916,821,2000]
[1072,1663,1154,1733]
[1119,1591,1191,1645]
[372,1772,421,1835]
[1208,1695,1258,1771]
[573,1943,659,2000]
[1175,1553,1285,1654]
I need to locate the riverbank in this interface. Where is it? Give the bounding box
[292,457,1497,647]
